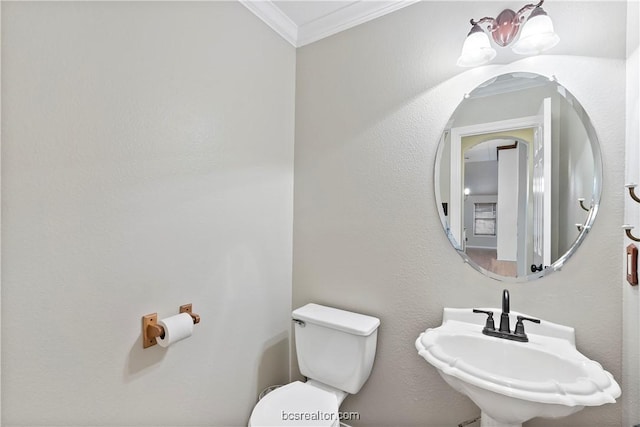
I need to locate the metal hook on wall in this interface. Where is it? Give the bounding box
[623,225,640,242]
[578,198,591,212]
[625,183,640,204]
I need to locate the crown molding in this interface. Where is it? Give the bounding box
[239,0,298,46]
[297,0,419,47]
[240,0,419,48]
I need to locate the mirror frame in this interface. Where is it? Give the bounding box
[434,73,603,282]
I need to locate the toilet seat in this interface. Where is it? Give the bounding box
[249,381,340,427]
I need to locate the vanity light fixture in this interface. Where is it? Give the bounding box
[457,0,560,67]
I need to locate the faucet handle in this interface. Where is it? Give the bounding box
[514,315,541,337]
[473,309,495,331]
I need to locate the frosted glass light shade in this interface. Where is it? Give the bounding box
[457,30,497,67]
[512,11,560,55]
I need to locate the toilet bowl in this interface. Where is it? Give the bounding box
[249,381,342,427]
[248,303,380,427]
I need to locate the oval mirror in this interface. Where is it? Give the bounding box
[435,72,602,282]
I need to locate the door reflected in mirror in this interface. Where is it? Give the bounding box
[435,73,602,282]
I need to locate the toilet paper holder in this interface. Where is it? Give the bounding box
[142,304,200,349]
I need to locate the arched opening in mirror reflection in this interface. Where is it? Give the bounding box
[434,73,602,282]
[464,137,532,278]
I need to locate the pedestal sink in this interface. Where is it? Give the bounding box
[415,308,621,427]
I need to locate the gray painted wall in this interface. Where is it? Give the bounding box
[465,160,498,196]
[463,161,498,249]
[1,2,295,425]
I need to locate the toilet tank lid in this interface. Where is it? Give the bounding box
[292,303,380,336]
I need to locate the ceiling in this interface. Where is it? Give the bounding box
[239,0,419,47]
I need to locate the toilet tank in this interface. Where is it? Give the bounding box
[292,303,380,394]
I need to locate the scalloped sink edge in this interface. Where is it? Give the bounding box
[415,308,621,425]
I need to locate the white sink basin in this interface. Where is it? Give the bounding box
[415,308,621,427]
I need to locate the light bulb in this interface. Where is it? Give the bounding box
[512,7,560,55]
[457,25,497,67]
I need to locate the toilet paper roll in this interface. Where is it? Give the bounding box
[156,313,194,347]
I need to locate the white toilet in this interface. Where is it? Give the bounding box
[249,303,380,427]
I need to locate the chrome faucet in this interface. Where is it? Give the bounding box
[473,289,540,342]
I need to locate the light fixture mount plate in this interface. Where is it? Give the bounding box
[492,9,520,47]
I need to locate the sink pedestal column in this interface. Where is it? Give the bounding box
[480,413,522,427]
